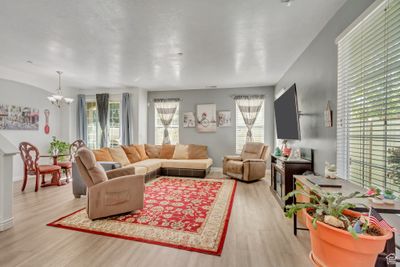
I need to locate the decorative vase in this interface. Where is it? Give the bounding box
[305,209,392,267]
[274,147,282,156]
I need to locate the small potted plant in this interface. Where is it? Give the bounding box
[48,136,70,160]
[284,183,393,267]
[383,189,396,205]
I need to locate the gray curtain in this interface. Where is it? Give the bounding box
[96,93,109,147]
[77,94,87,143]
[234,95,265,142]
[154,98,180,144]
[121,93,132,145]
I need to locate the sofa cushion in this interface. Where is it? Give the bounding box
[122,145,142,163]
[131,159,163,173]
[161,158,213,170]
[92,148,113,162]
[145,144,161,158]
[133,166,147,175]
[241,142,264,160]
[108,146,130,166]
[77,147,108,185]
[173,144,189,159]
[188,144,208,159]
[160,144,175,159]
[133,144,149,160]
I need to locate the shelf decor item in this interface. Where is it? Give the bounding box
[196,104,217,133]
[324,101,333,128]
[274,147,282,157]
[284,184,393,267]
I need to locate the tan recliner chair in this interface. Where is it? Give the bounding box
[223,142,269,182]
[75,147,145,220]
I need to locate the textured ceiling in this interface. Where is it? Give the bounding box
[0,0,346,92]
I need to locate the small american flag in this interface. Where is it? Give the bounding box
[368,207,397,232]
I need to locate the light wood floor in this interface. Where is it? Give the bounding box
[0,173,312,267]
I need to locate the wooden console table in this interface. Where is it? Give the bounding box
[270,150,313,209]
[293,175,400,267]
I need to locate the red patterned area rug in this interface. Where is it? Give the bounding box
[48,177,237,255]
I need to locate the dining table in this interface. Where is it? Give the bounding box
[40,154,70,187]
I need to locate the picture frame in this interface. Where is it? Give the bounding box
[196,104,217,132]
[0,104,39,130]
[217,111,232,127]
[183,112,196,128]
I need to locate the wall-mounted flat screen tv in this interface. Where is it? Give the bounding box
[274,83,301,140]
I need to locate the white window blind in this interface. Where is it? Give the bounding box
[337,0,400,193]
[235,103,264,154]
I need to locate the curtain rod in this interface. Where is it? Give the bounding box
[230,94,265,99]
[153,98,182,102]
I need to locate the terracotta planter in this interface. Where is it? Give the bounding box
[305,209,392,267]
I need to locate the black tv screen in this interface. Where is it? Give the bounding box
[274,84,301,140]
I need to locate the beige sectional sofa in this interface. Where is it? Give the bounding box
[72,143,213,198]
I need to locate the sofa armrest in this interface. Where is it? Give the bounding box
[106,166,136,179]
[224,155,242,161]
[223,155,242,175]
[243,159,266,163]
[98,161,121,171]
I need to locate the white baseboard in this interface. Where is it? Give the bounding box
[0,217,13,231]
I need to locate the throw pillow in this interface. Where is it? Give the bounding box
[108,146,130,166]
[133,144,149,160]
[145,144,161,158]
[92,148,113,162]
[173,144,189,159]
[160,144,175,159]
[122,145,142,163]
[188,144,208,159]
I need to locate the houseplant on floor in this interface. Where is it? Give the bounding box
[284,183,393,267]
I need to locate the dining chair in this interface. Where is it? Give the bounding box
[57,139,86,183]
[19,142,61,192]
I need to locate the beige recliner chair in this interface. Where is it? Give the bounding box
[223,142,269,182]
[75,147,145,220]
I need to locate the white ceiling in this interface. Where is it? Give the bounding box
[0,0,346,92]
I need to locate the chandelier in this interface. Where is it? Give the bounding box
[47,71,74,107]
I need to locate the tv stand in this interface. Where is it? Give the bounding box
[270,148,313,209]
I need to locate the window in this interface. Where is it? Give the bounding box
[337,0,400,193]
[155,104,179,145]
[86,99,121,149]
[236,102,264,154]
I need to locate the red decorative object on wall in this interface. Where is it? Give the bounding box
[44,109,50,134]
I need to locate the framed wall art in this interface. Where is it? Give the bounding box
[217,111,232,127]
[0,104,39,130]
[196,104,217,133]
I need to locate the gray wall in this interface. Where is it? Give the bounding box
[0,79,63,180]
[274,0,374,174]
[148,86,275,167]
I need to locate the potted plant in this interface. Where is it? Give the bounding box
[48,136,70,160]
[284,183,393,267]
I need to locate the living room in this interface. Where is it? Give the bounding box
[0,0,399,266]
